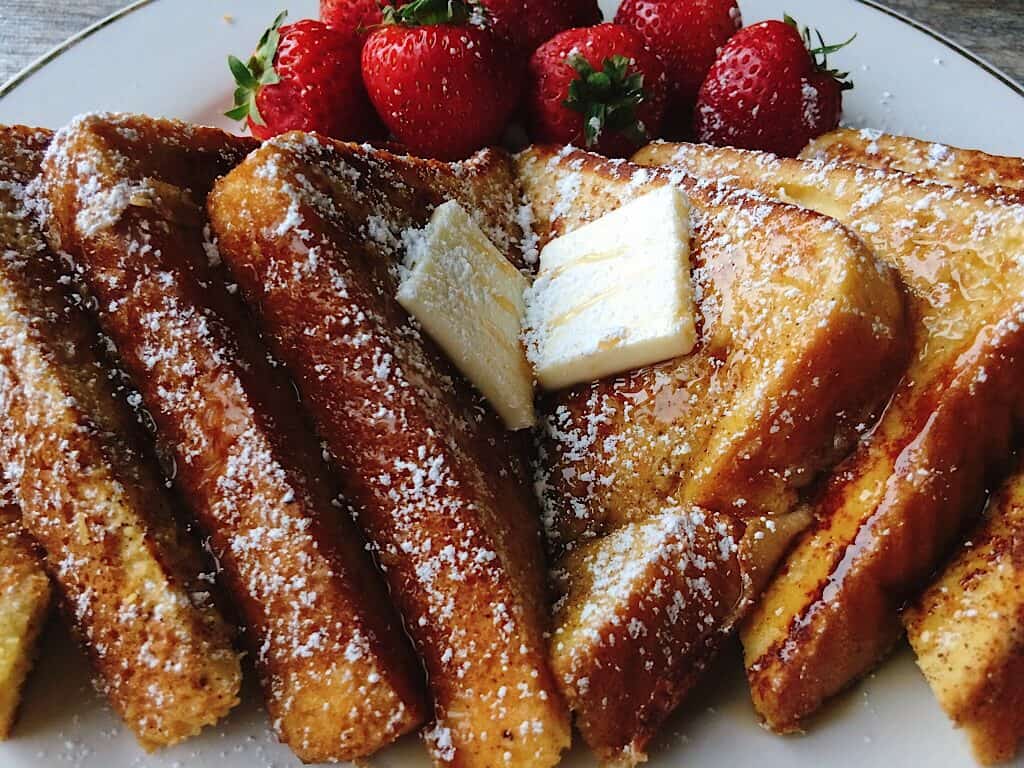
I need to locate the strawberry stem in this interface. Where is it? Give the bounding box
[563,54,649,148]
[382,0,486,27]
[225,10,287,126]
[784,14,856,91]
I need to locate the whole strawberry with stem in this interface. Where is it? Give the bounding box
[320,0,395,36]
[528,23,667,158]
[226,12,383,141]
[361,0,523,160]
[615,0,741,137]
[482,0,603,53]
[694,16,855,156]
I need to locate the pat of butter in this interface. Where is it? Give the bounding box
[397,200,535,430]
[523,185,696,391]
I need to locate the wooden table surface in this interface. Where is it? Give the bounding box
[1,0,1021,88]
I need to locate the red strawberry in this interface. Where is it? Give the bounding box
[320,0,394,35]
[483,0,603,53]
[226,13,383,142]
[693,16,854,156]
[527,23,667,157]
[615,0,741,134]
[802,71,843,138]
[361,0,523,160]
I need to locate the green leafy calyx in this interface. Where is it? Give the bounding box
[381,0,487,27]
[563,54,649,148]
[784,14,856,91]
[225,10,287,126]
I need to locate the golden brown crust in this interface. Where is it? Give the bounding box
[39,114,426,762]
[905,469,1024,765]
[0,129,53,742]
[633,141,1024,733]
[801,128,1024,201]
[847,134,1024,765]
[0,123,241,749]
[551,508,746,759]
[519,146,907,763]
[523,147,906,546]
[207,133,570,768]
[0,501,50,740]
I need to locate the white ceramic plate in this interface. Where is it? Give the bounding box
[0,2,1022,767]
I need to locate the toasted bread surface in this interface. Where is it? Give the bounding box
[634,141,1024,732]
[207,133,570,768]
[802,128,1024,201]
[0,123,241,749]
[40,114,426,762]
[519,145,907,762]
[838,130,1024,766]
[0,502,50,740]
[0,131,52,736]
[904,467,1024,765]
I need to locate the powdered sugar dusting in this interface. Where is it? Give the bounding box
[208,133,569,766]
[39,115,420,759]
[0,123,241,747]
[517,144,905,752]
[805,128,1024,202]
[639,140,1024,714]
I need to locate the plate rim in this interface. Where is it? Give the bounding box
[1,0,1021,106]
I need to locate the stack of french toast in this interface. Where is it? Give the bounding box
[0,112,1022,767]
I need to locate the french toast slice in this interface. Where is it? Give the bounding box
[633,141,1024,732]
[831,130,1024,765]
[0,501,50,739]
[802,128,1024,200]
[207,133,571,768]
[904,465,1024,765]
[517,145,907,763]
[0,123,241,749]
[40,114,427,763]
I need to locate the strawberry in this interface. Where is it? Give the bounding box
[527,23,667,157]
[320,0,394,36]
[226,12,383,142]
[482,0,603,53]
[361,0,523,160]
[802,71,844,139]
[615,0,741,135]
[693,16,854,156]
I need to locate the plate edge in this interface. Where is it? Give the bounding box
[855,0,1023,97]
[0,0,157,101]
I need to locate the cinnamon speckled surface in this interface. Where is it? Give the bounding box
[0,0,1021,89]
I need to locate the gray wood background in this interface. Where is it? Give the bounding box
[1,0,1022,87]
